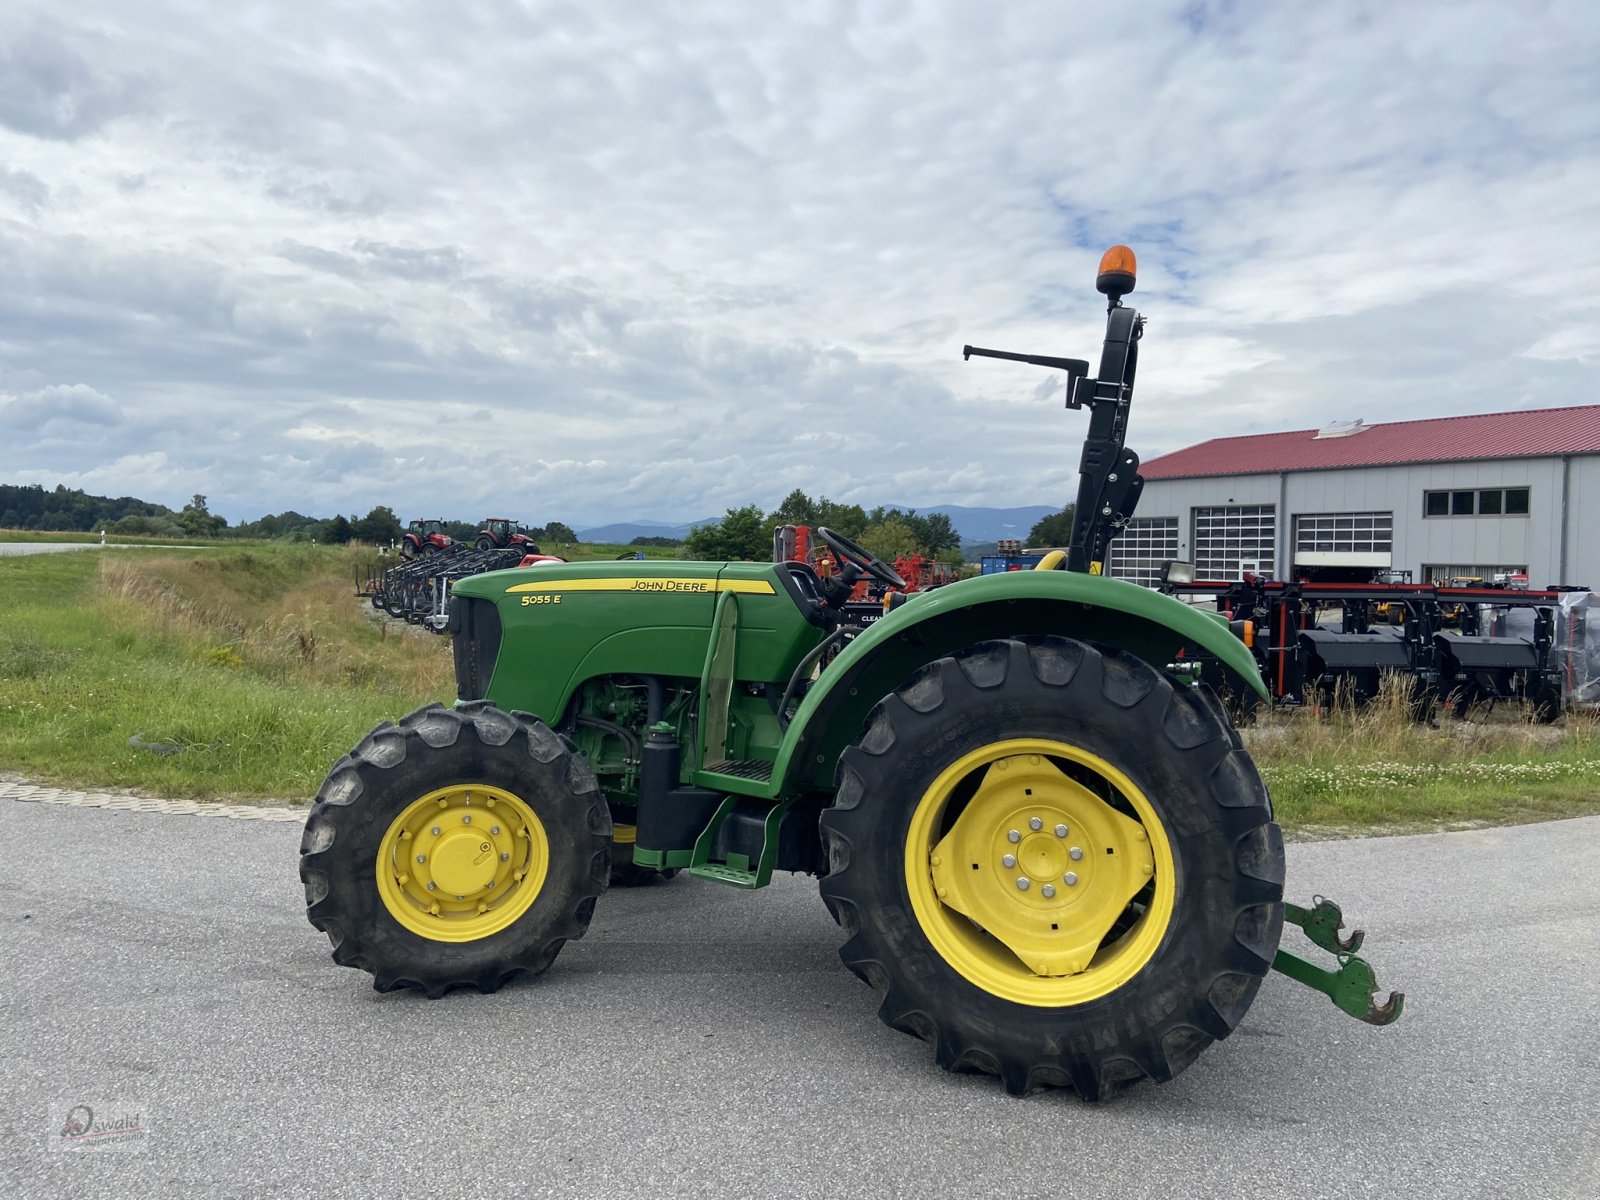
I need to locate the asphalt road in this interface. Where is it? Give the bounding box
[0,543,212,556]
[3,798,1597,1200]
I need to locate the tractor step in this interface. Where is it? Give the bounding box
[695,759,776,799]
[1272,896,1405,1025]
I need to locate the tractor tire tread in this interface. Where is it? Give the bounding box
[818,637,1284,1100]
[299,702,610,997]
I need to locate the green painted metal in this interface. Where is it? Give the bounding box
[450,559,824,724]
[1273,895,1405,1024]
[1284,897,1366,955]
[687,796,791,888]
[766,567,1268,795]
[1271,949,1405,1025]
[700,590,739,769]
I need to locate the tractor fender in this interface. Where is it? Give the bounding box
[771,570,1266,795]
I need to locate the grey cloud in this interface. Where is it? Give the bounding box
[0,166,49,210]
[0,1,1596,525]
[0,28,144,140]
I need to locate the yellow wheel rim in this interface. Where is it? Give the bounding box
[375,784,549,943]
[905,738,1176,1006]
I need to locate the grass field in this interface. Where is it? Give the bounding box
[2,542,1597,832]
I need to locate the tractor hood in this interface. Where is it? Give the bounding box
[448,559,825,720]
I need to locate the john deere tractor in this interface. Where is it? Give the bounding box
[301,248,1401,1098]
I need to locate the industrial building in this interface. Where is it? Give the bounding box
[1107,404,1600,590]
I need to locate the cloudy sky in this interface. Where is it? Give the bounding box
[1,1,1597,526]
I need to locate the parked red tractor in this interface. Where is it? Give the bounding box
[400,519,454,560]
[475,517,541,553]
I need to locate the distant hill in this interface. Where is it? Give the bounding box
[884,504,1058,543]
[574,518,716,544]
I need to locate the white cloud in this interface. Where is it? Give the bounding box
[0,0,1596,523]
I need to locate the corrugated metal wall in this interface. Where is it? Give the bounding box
[1129,455,1591,587]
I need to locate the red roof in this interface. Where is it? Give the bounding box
[1139,404,1600,480]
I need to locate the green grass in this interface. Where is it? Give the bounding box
[1245,682,1600,836]
[0,545,454,801]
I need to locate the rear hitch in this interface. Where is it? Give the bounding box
[1272,896,1405,1026]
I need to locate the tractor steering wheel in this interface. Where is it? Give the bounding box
[817,527,908,591]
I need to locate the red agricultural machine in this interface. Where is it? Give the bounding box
[400,519,454,560]
[475,517,542,553]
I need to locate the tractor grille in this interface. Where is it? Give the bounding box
[449,596,501,701]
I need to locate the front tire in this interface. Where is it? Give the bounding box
[299,702,611,996]
[819,637,1283,1099]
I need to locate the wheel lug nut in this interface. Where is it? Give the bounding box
[486,880,495,888]
[1028,817,1043,832]
[1069,846,1084,861]
[500,852,510,862]
[431,826,441,837]
[1016,877,1031,891]
[416,854,426,863]
[462,815,472,825]
[1054,824,1068,838]
[1042,884,1056,898]
[426,881,437,891]
[1002,853,1017,868]
[1063,872,1078,886]
[491,826,501,835]
[1008,830,1021,844]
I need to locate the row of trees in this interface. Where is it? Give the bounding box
[0,485,580,547]
[684,489,962,563]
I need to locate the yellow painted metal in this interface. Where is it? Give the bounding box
[613,822,638,845]
[1033,550,1066,571]
[906,738,1176,1006]
[504,577,776,595]
[375,784,549,943]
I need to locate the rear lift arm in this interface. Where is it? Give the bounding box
[1273,897,1405,1025]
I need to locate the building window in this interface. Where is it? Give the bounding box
[1293,512,1393,556]
[1424,487,1530,518]
[1192,505,1276,580]
[1424,563,1528,585]
[1109,517,1179,588]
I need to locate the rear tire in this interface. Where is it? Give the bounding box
[299,702,611,996]
[819,637,1283,1099]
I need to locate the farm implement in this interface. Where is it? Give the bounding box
[1163,574,1573,719]
[302,247,1403,1098]
[367,544,554,630]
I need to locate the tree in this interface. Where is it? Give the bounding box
[890,510,961,555]
[541,521,577,544]
[1027,504,1077,547]
[859,515,921,561]
[177,494,226,538]
[813,498,869,540]
[768,488,818,527]
[685,505,768,561]
[351,505,403,546]
[324,515,353,544]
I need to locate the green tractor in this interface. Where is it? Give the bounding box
[300,247,1401,1098]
